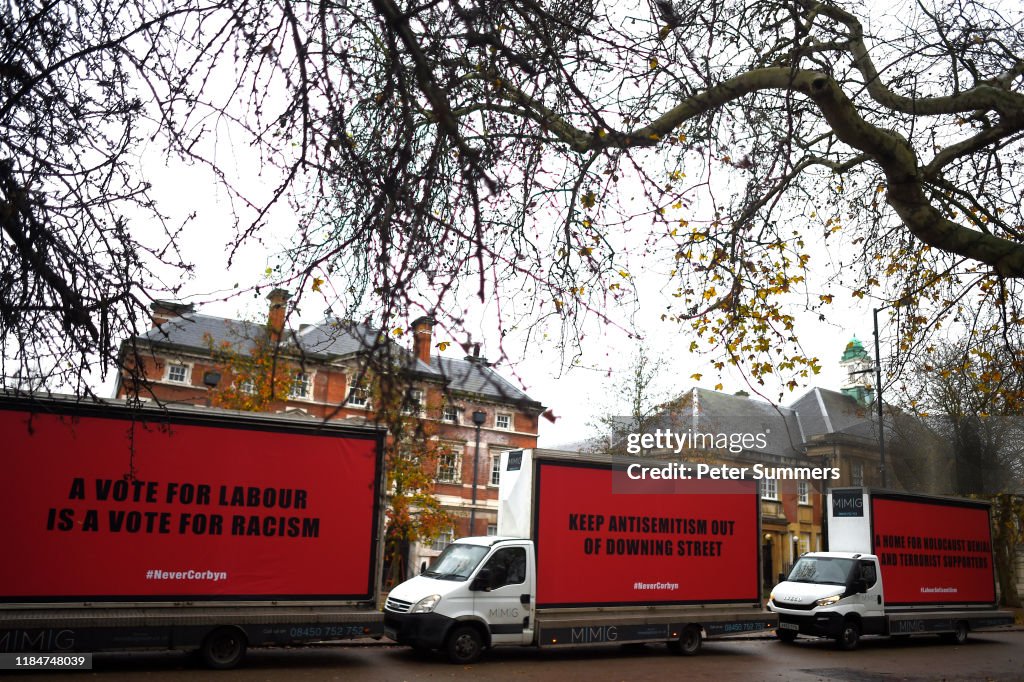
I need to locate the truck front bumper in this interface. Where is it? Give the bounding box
[383,611,455,650]
[771,606,844,639]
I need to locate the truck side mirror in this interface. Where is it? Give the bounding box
[470,568,492,592]
[852,579,867,594]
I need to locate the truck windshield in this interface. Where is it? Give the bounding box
[422,543,490,581]
[787,557,856,586]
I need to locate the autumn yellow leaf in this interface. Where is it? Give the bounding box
[436,341,450,351]
[392,327,404,336]
[581,192,596,208]
[311,277,324,292]
[691,373,702,381]
[649,57,659,69]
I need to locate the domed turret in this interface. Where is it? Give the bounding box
[840,336,875,406]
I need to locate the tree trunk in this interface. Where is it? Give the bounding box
[992,495,1022,608]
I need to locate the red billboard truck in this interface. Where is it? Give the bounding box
[384,449,776,663]
[0,394,385,668]
[769,488,1013,649]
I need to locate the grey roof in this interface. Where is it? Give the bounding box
[627,385,882,459]
[131,313,541,408]
[427,356,533,404]
[138,313,265,354]
[690,388,806,458]
[789,387,875,441]
[293,319,383,357]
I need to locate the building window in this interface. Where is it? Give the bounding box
[495,413,512,430]
[442,405,459,423]
[166,363,189,384]
[762,477,778,500]
[237,378,256,395]
[798,480,809,505]
[436,447,462,484]
[289,371,310,399]
[486,524,497,536]
[489,452,503,486]
[402,389,424,416]
[346,384,369,407]
[852,462,864,486]
[430,528,454,552]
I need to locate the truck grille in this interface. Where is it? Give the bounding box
[773,599,816,611]
[385,596,413,613]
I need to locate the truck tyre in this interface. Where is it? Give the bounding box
[200,627,247,670]
[668,625,702,656]
[445,624,484,664]
[941,621,969,645]
[776,628,797,643]
[835,619,860,651]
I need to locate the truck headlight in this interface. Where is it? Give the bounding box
[769,592,775,603]
[816,594,842,607]
[411,594,441,613]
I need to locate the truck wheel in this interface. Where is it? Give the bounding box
[445,624,484,664]
[668,625,702,656]
[835,619,860,651]
[200,627,247,670]
[776,628,798,643]
[941,621,969,645]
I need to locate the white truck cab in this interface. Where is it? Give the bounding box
[770,552,884,649]
[385,449,777,663]
[769,489,1014,650]
[384,536,535,663]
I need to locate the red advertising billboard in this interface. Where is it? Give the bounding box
[0,404,382,602]
[533,460,760,607]
[871,495,996,606]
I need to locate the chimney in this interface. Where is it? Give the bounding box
[464,343,490,366]
[267,288,291,343]
[411,316,435,365]
[149,300,194,329]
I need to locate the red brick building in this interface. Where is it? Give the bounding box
[116,289,545,571]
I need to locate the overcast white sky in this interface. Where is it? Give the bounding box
[116,146,897,450]
[109,7,921,450]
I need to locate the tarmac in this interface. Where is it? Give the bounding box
[324,607,1024,647]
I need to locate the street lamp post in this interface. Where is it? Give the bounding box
[872,307,887,487]
[469,410,486,534]
[872,298,909,488]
